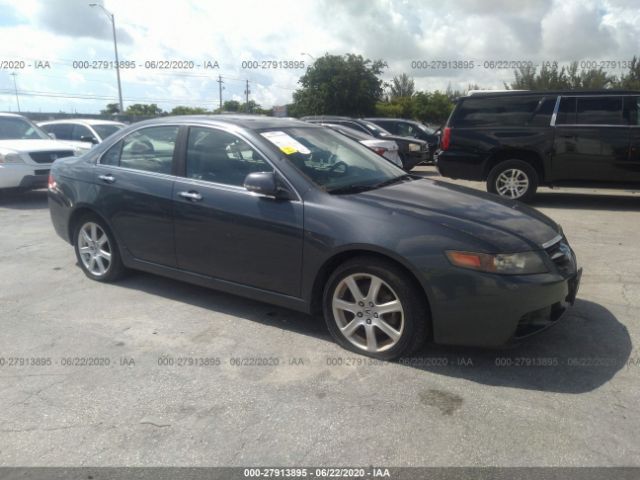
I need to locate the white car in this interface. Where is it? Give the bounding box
[319,123,403,167]
[0,113,83,190]
[38,119,125,151]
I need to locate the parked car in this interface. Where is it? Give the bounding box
[302,116,429,170]
[436,90,640,202]
[39,119,125,151]
[0,113,82,190]
[318,123,403,167]
[364,118,439,161]
[49,115,580,360]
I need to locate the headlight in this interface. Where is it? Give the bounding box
[408,143,421,152]
[0,152,24,164]
[445,250,548,275]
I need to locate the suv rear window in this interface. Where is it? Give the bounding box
[452,95,544,127]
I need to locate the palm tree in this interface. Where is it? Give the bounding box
[388,73,415,100]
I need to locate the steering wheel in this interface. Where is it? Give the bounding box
[328,161,349,175]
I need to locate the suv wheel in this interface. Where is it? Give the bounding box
[487,159,538,202]
[74,215,125,282]
[323,256,428,360]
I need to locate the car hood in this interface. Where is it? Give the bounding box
[0,139,78,153]
[350,178,560,252]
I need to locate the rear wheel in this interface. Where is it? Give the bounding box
[74,215,125,282]
[487,159,538,202]
[323,257,428,360]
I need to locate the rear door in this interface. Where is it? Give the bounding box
[624,96,640,182]
[93,125,180,266]
[552,95,631,182]
[172,126,303,296]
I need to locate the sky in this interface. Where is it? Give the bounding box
[0,0,638,114]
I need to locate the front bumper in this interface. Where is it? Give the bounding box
[429,267,582,347]
[0,164,51,189]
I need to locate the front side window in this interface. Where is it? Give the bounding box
[71,125,94,141]
[100,126,179,174]
[575,96,623,125]
[259,127,406,193]
[185,127,273,186]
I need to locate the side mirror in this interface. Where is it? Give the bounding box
[80,135,99,144]
[244,171,287,199]
[48,132,56,140]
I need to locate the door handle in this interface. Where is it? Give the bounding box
[178,190,203,202]
[98,174,115,184]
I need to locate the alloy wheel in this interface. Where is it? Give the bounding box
[78,222,112,277]
[332,273,404,353]
[495,168,529,199]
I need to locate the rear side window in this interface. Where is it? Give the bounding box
[529,97,557,127]
[556,97,576,125]
[453,95,544,127]
[100,126,179,174]
[624,96,639,125]
[576,96,623,125]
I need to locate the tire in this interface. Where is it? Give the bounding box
[322,256,429,360]
[487,159,538,202]
[73,214,126,282]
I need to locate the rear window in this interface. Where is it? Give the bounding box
[557,96,625,125]
[452,95,544,127]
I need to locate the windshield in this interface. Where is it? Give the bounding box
[259,127,407,193]
[93,124,124,140]
[323,124,371,141]
[0,117,49,140]
[417,123,435,134]
[360,121,392,135]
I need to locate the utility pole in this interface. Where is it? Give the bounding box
[9,72,20,112]
[244,79,251,112]
[89,4,124,113]
[217,75,224,111]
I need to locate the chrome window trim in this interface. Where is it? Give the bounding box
[550,95,561,126]
[93,163,177,182]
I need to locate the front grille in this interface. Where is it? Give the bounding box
[544,238,576,276]
[34,169,50,176]
[28,150,74,164]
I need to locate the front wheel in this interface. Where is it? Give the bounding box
[323,257,428,360]
[487,159,538,202]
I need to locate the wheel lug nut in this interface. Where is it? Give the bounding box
[366,318,372,324]
[356,312,363,317]
[369,302,374,307]
[358,301,364,307]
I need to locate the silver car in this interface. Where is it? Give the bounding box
[319,123,403,167]
[39,119,126,152]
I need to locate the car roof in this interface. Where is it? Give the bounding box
[459,89,640,99]
[365,117,420,124]
[39,119,125,126]
[0,113,29,119]
[132,114,314,130]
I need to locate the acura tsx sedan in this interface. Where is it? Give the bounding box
[48,115,581,360]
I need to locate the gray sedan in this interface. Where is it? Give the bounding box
[48,115,581,360]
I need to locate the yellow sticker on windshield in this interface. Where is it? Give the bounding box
[280,146,297,155]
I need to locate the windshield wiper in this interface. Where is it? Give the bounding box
[371,174,414,189]
[327,184,377,195]
[327,175,413,195]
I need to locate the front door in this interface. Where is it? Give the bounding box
[172,126,304,296]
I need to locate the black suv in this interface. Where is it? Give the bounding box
[364,118,439,161]
[436,90,640,201]
[302,116,429,170]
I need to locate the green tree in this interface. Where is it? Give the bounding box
[125,103,164,116]
[100,103,120,115]
[222,100,241,112]
[388,73,415,100]
[374,102,403,117]
[509,62,614,90]
[614,56,640,89]
[239,100,262,113]
[170,106,209,115]
[292,53,387,116]
[412,91,454,125]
